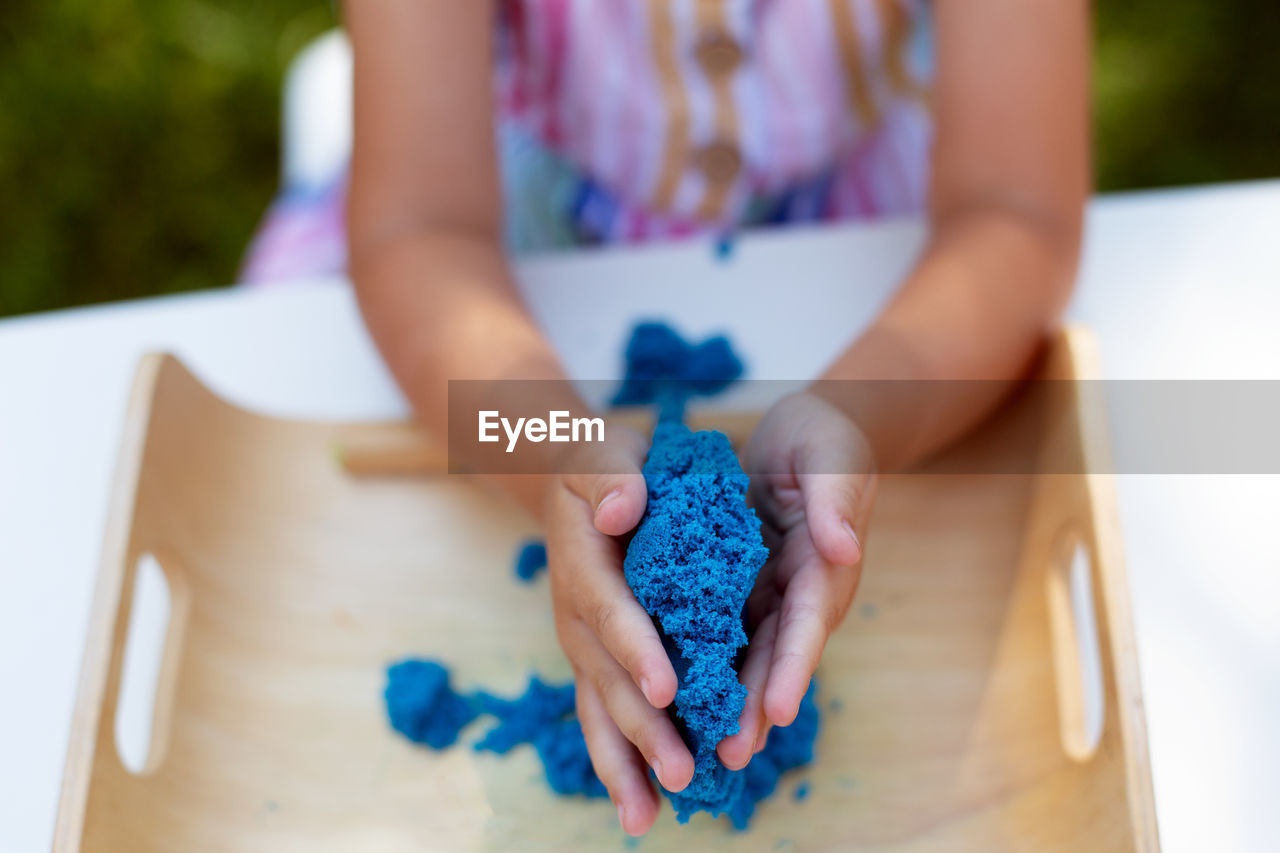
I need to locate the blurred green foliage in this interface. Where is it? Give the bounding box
[1093,0,1280,190]
[0,0,333,316]
[0,1,1277,316]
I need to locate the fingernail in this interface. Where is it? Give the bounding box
[596,488,623,516]
[843,519,861,550]
[650,758,663,785]
[616,802,628,829]
[639,677,653,705]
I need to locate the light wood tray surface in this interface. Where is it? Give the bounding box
[56,329,1158,852]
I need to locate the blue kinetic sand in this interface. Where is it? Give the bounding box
[473,676,575,754]
[624,421,770,822]
[513,539,549,582]
[714,233,736,262]
[384,659,479,749]
[383,658,819,827]
[474,676,609,799]
[385,661,608,800]
[611,321,745,419]
[727,681,821,829]
[382,322,824,830]
[533,717,609,798]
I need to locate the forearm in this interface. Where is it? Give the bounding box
[352,228,567,409]
[346,1,579,512]
[351,228,588,518]
[815,207,1079,472]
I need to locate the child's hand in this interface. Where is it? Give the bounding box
[546,427,695,835]
[718,393,877,770]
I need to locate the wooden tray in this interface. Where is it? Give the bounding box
[56,329,1158,852]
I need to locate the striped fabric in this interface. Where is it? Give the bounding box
[495,0,933,240]
[241,1,934,284]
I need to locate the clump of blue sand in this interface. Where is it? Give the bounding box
[385,662,818,829]
[624,421,770,821]
[513,539,548,582]
[384,659,478,749]
[611,321,744,422]
[385,667,607,799]
[383,320,822,830]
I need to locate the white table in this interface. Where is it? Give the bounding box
[3,181,1278,852]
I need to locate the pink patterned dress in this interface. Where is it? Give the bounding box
[241,0,933,283]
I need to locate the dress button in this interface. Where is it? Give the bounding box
[695,30,743,75]
[695,141,742,185]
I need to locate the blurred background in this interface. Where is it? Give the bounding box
[1,0,1277,317]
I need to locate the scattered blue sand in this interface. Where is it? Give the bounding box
[472,676,574,754]
[384,659,479,749]
[532,717,608,798]
[385,663,607,800]
[724,682,820,829]
[714,233,736,262]
[473,677,607,799]
[384,658,819,828]
[624,421,773,823]
[513,539,548,583]
[793,782,811,802]
[610,321,745,419]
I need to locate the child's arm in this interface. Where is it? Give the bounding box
[345,2,692,833]
[346,1,560,508]
[821,0,1091,465]
[720,0,1090,764]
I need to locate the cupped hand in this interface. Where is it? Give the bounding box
[717,392,877,770]
[545,426,695,835]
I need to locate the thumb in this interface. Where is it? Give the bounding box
[795,432,875,568]
[562,427,649,536]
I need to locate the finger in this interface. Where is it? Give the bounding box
[745,562,781,631]
[763,560,859,727]
[746,524,812,630]
[717,610,779,770]
[562,430,649,536]
[576,677,661,836]
[797,472,869,568]
[750,490,787,556]
[577,576,678,709]
[567,620,694,793]
[748,469,806,534]
[557,500,678,708]
[795,430,876,568]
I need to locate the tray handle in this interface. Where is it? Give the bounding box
[1043,469,1159,849]
[1045,526,1105,761]
[91,357,193,777]
[100,546,191,775]
[1037,330,1160,850]
[55,356,193,852]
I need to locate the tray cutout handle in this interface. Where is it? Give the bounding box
[1046,532,1105,761]
[109,549,190,776]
